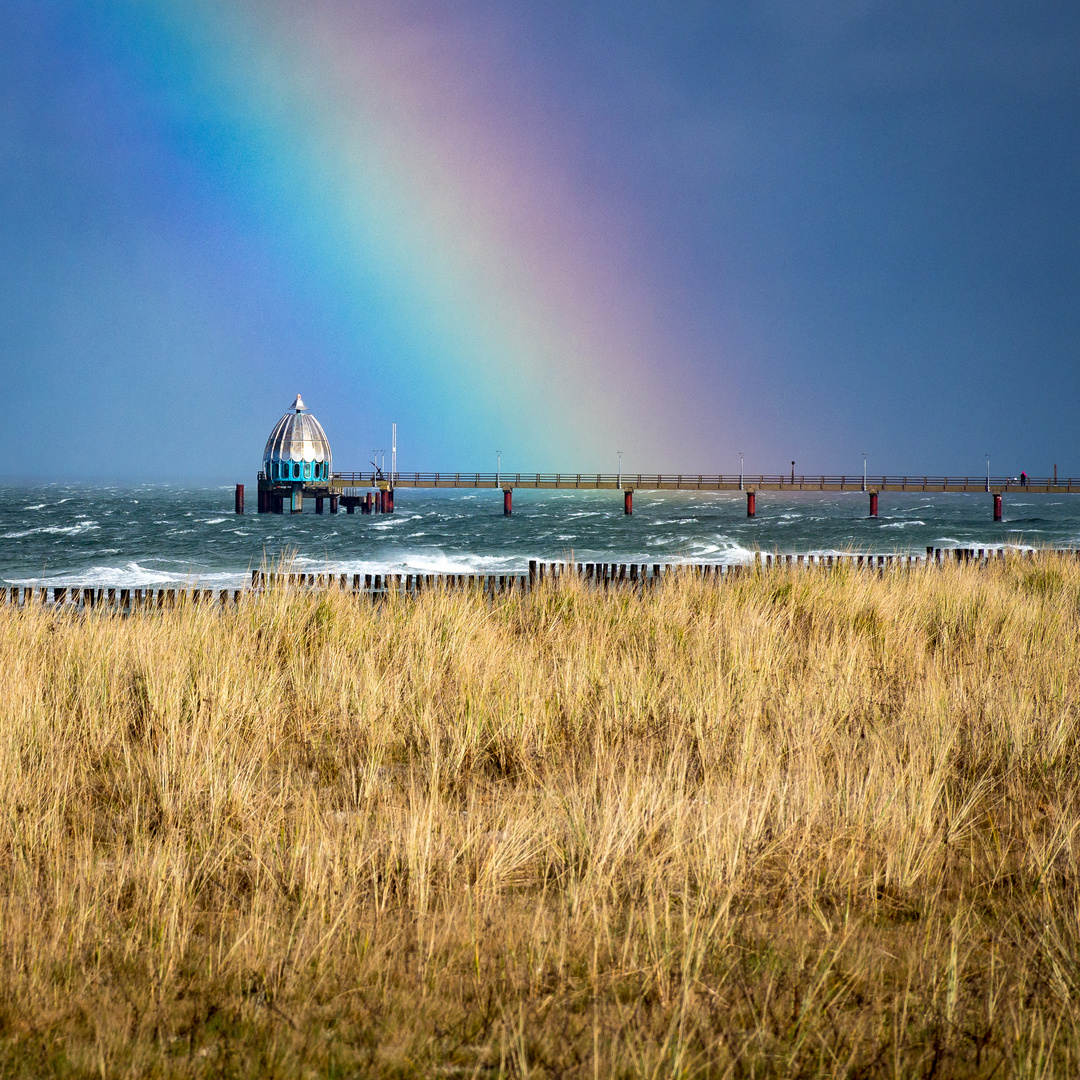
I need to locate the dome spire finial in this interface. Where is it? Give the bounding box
[291,393,307,413]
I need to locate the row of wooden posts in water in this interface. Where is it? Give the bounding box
[0,546,1072,611]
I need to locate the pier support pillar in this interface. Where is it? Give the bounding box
[315,497,324,515]
[503,488,513,516]
[624,489,633,515]
[291,487,303,513]
[994,493,1002,521]
[330,495,338,514]
[234,483,244,514]
[747,491,756,517]
[869,491,878,517]
[345,499,355,514]
[386,488,394,513]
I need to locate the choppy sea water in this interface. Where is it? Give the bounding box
[2,484,1078,588]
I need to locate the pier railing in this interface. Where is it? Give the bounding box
[331,472,1076,492]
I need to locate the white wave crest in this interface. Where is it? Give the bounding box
[2,522,100,539]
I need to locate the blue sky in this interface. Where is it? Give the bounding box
[2,1,1078,480]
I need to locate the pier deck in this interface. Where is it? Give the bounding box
[329,472,1074,494]
[251,471,1074,517]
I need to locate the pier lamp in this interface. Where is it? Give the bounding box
[986,455,990,493]
[496,450,501,487]
[617,452,623,489]
[862,453,867,492]
[739,452,744,491]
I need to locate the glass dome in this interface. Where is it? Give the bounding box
[263,394,333,484]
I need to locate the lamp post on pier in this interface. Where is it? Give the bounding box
[617,452,623,489]
[496,450,501,488]
[862,453,867,492]
[986,455,990,493]
[739,452,744,492]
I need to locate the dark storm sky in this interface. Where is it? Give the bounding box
[1,1,1078,479]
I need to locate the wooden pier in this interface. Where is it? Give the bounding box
[326,471,1077,494]
[251,469,1078,518]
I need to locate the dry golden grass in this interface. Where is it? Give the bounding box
[1,555,1080,1077]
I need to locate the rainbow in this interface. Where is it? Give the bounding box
[94,0,720,468]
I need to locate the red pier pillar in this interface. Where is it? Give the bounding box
[503,488,512,516]
[869,491,878,517]
[386,488,394,513]
[747,491,756,517]
[624,489,633,515]
[994,493,1002,521]
[315,496,324,515]
[234,483,244,514]
[330,495,338,514]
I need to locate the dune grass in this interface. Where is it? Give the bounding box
[1,555,1080,1076]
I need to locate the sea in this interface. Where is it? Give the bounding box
[2,484,1078,589]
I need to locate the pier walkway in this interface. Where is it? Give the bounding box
[250,471,1074,518]
[331,472,1075,494]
